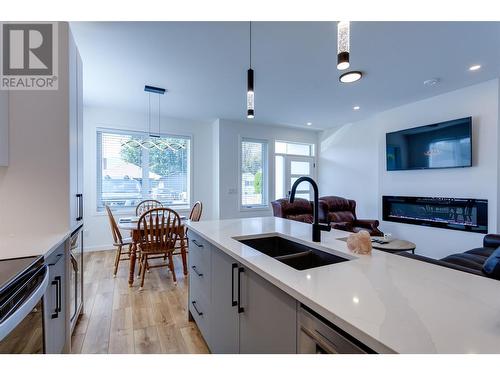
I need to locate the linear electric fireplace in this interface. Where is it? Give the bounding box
[382,196,488,233]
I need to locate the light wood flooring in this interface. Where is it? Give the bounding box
[71,250,209,354]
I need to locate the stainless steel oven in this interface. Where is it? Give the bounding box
[0,256,49,354]
[298,305,375,354]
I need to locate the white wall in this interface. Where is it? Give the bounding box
[319,79,500,259]
[0,23,71,239]
[83,106,215,251]
[217,119,319,219]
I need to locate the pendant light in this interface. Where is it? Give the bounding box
[247,21,255,119]
[337,21,350,70]
[121,85,185,151]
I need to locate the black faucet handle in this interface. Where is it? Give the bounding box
[313,223,331,232]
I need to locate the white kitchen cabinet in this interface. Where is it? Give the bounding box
[68,29,84,230]
[0,91,7,166]
[209,246,239,353]
[189,231,298,353]
[188,231,212,343]
[44,241,67,354]
[238,266,297,353]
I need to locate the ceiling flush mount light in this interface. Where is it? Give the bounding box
[353,106,360,110]
[469,64,481,71]
[423,78,439,87]
[337,21,350,70]
[306,122,312,126]
[247,22,255,119]
[339,71,362,83]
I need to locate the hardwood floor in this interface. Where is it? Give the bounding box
[72,250,209,354]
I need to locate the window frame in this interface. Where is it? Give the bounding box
[96,127,193,214]
[274,140,315,157]
[239,137,269,211]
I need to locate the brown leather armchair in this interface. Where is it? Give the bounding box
[319,196,383,236]
[271,198,314,223]
[271,198,329,224]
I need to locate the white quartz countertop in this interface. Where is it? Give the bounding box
[187,217,500,354]
[0,232,70,260]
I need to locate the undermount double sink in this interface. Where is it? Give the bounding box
[236,235,350,271]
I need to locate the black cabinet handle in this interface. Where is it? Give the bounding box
[231,263,238,307]
[191,265,203,277]
[237,267,244,314]
[192,239,203,248]
[191,301,203,316]
[76,193,83,221]
[55,276,62,313]
[51,276,61,318]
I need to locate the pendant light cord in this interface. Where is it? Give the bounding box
[249,21,252,68]
[148,93,151,135]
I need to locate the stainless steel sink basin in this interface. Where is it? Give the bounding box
[237,235,349,271]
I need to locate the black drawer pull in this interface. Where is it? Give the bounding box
[192,239,203,248]
[191,301,203,316]
[237,267,244,314]
[231,263,238,307]
[51,276,61,319]
[191,265,203,277]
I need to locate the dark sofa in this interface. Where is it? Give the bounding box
[399,234,500,280]
[319,196,383,236]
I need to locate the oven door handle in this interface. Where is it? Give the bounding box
[0,266,49,341]
[300,326,339,354]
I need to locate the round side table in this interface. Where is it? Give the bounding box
[371,237,416,254]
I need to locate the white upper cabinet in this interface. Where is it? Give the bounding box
[69,28,84,230]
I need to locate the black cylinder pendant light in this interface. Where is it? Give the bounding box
[247,21,255,119]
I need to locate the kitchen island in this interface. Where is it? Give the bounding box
[186,217,500,354]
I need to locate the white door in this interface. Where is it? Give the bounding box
[275,155,315,200]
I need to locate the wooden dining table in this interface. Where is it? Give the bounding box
[117,216,189,287]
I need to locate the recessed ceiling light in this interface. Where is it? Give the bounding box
[353,106,360,110]
[469,64,481,71]
[306,122,312,126]
[339,71,362,83]
[423,78,439,87]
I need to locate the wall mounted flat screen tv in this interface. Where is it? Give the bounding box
[386,117,472,171]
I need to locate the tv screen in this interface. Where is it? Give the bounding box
[386,117,472,171]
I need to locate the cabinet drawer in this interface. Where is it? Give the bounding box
[188,232,211,273]
[189,292,210,342]
[189,269,212,302]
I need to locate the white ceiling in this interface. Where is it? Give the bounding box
[70,21,500,130]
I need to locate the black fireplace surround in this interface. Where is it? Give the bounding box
[382,196,488,234]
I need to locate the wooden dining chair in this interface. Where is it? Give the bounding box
[136,207,181,289]
[105,206,133,277]
[136,199,163,216]
[173,201,203,275]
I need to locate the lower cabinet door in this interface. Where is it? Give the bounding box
[44,249,66,354]
[239,267,297,354]
[209,247,239,353]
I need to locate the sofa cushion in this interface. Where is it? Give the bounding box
[287,214,313,223]
[482,247,500,280]
[464,247,495,259]
[328,211,355,223]
[440,253,485,272]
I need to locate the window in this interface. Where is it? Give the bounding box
[97,129,191,212]
[275,141,315,157]
[274,141,315,200]
[241,139,268,208]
